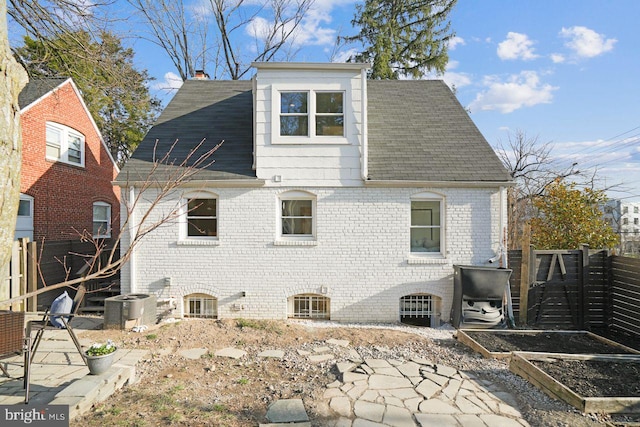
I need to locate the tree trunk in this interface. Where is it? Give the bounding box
[0,0,28,271]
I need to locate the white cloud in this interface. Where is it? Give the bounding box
[152,72,183,93]
[441,61,471,88]
[468,71,557,113]
[245,0,344,49]
[550,53,565,63]
[560,26,616,58]
[448,36,465,50]
[332,48,359,63]
[497,32,539,61]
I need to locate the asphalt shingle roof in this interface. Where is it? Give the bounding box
[18,78,69,110]
[367,80,511,182]
[117,78,511,184]
[117,80,256,183]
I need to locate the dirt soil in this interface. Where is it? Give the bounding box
[533,359,640,397]
[463,331,640,354]
[73,320,640,427]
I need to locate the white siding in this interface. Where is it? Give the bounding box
[254,68,365,187]
[120,186,505,323]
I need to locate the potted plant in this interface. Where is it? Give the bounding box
[84,340,117,375]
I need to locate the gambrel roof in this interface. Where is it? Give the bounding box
[116,77,510,185]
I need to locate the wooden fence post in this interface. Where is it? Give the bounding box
[27,241,38,312]
[580,244,589,330]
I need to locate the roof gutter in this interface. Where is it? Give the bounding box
[112,179,266,188]
[364,180,515,188]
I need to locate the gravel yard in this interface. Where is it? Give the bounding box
[72,319,637,426]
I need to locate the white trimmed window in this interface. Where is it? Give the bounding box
[278,90,345,139]
[46,122,85,166]
[184,293,217,319]
[288,294,330,319]
[410,193,444,255]
[92,202,111,238]
[279,191,316,240]
[186,197,217,238]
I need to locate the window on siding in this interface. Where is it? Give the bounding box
[46,122,85,166]
[316,92,344,136]
[93,202,111,238]
[184,293,217,318]
[280,92,308,136]
[279,91,345,138]
[289,294,330,319]
[187,198,217,237]
[410,196,443,254]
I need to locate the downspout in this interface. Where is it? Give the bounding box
[360,67,368,181]
[499,185,516,327]
[500,186,507,268]
[128,186,137,294]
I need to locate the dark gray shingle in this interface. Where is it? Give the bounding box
[118,78,511,184]
[19,78,69,110]
[117,80,256,183]
[366,80,511,182]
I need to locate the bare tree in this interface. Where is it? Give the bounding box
[128,0,314,81]
[0,138,223,306]
[0,0,28,272]
[495,130,581,249]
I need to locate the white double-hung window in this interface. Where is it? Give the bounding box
[93,202,111,238]
[186,198,218,238]
[46,122,85,166]
[278,191,316,242]
[410,193,445,255]
[277,90,345,140]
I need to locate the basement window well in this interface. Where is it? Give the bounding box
[399,294,441,327]
[184,293,217,319]
[288,294,330,319]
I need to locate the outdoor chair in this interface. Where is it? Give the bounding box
[26,284,87,366]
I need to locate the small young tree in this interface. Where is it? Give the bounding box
[530,178,619,250]
[496,130,580,249]
[0,138,223,306]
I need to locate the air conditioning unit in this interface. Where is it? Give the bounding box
[104,294,157,330]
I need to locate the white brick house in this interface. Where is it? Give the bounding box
[115,62,512,325]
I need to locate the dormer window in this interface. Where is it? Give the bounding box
[280,92,308,136]
[316,92,343,136]
[277,90,345,140]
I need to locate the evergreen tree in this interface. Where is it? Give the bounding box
[346,0,457,79]
[16,31,160,165]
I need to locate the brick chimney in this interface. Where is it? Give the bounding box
[194,70,209,80]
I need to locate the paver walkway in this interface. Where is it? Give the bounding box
[0,316,147,419]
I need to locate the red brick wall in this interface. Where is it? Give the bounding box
[20,80,121,243]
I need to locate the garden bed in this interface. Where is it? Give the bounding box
[510,353,640,414]
[455,329,640,359]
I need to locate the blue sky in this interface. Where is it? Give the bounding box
[12,0,640,200]
[132,0,639,201]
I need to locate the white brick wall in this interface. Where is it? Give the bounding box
[120,186,505,324]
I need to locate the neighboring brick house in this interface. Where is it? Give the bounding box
[18,78,120,303]
[115,63,512,325]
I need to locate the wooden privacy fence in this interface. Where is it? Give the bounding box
[609,256,640,338]
[508,247,640,342]
[1,238,37,311]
